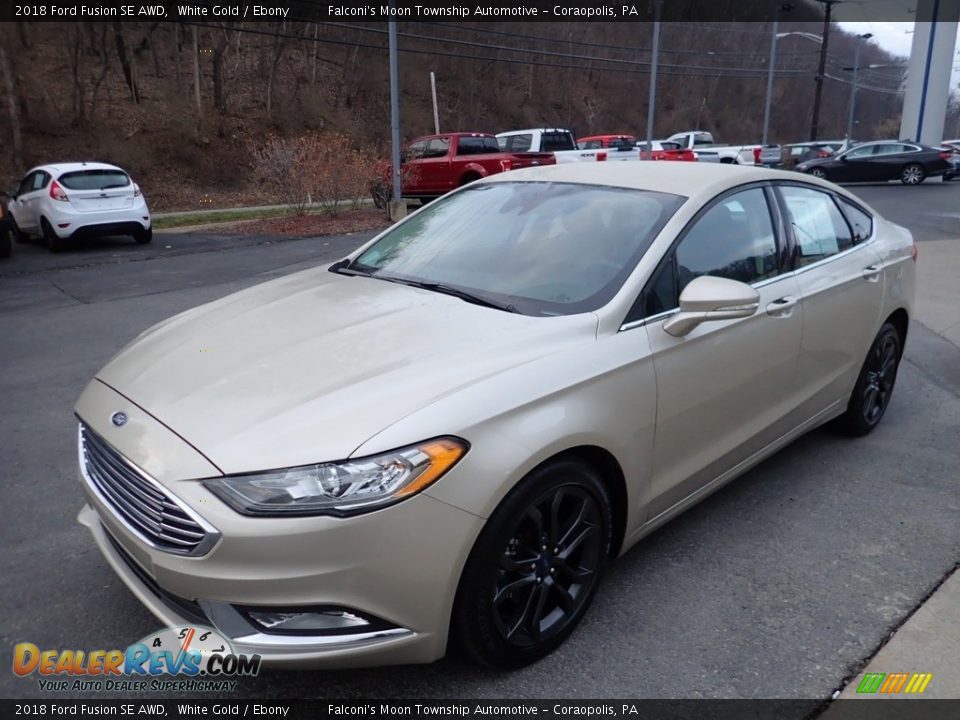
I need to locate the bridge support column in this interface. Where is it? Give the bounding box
[900,0,960,145]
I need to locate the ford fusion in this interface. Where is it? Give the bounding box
[75,163,915,669]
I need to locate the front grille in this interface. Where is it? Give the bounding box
[79,423,215,555]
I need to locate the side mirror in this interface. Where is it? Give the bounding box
[663,276,760,337]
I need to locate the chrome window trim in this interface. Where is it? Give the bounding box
[77,423,221,557]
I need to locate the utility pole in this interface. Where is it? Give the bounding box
[430,71,439,134]
[809,0,836,141]
[644,0,661,157]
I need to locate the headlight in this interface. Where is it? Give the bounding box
[796,163,809,171]
[203,437,468,516]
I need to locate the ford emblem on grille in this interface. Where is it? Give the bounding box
[110,411,128,427]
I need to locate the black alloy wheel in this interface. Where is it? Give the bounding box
[837,323,902,436]
[809,167,828,179]
[453,459,612,668]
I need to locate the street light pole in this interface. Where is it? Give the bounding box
[645,0,661,156]
[762,19,779,146]
[846,33,873,142]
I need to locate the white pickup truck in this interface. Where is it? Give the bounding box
[496,129,639,163]
[665,130,782,166]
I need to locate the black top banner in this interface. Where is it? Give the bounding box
[0,0,933,23]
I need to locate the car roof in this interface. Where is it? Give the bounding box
[482,161,839,201]
[25,162,126,176]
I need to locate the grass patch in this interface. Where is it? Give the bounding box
[153,207,294,229]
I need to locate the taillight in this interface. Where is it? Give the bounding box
[49,180,68,202]
[912,240,919,263]
[597,152,607,162]
[939,151,951,161]
[753,147,762,163]
[134,183,142,197]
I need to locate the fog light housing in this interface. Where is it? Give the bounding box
[240,607,394,635]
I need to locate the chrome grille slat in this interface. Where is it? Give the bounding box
[79,423,216,556]
[85,432,166,502]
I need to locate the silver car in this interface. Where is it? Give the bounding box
[75,163,915,669]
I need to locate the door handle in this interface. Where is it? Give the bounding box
[862,265,882,282]
[766,295,797,317]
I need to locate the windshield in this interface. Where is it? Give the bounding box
[350,182,685,317]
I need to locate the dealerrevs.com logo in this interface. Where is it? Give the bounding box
[13,625,261,692]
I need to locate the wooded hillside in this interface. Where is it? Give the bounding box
[0,13,941,211]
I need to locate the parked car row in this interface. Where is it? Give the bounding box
[1,162,151,255]
[382,126,785,204]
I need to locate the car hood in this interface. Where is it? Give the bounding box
[94,266,598,475]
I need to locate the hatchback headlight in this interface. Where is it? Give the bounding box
[204,438,467,516]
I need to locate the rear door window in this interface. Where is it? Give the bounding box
[541,132,575,152]
[456,137,500,155]
[780,185,854,266]
[59,170,130,190]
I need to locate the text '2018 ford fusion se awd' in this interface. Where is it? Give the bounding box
[75,163,915,669]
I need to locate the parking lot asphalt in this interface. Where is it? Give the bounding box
[1,185,959,705]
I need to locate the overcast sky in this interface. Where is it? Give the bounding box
[836,21,960,87]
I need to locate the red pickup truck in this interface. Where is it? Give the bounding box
[375,133,555,204]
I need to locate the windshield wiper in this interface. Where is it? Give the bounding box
[382,277,519,313]
[329,258,372,276]
[329,262,518,313]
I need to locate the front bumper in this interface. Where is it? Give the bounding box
[75,381,484,668]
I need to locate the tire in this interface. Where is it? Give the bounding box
[459,173,481,186]
[836,323,902,436]
[41,218,65,253]
[134,227,153,245]
[10,215,29,243]
[0,229,11,259]
[452,458,612,669]
[900,163,926,185]
[809,167,828,180]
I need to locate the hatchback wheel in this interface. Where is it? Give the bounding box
[134,227,153,245]
[900,163,926,185]
[41,218,65,253]
[452,458,612,668]
[837,323,902,436]
[10,216,30,244]
[809,167,827,179]
[0,228,11,259]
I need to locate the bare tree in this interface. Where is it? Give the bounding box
[0,28,23,168]
[265,21,289,118]
[212,23,233,114]
[112,21,139,103]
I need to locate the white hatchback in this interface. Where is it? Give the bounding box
[7,162,151,252]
